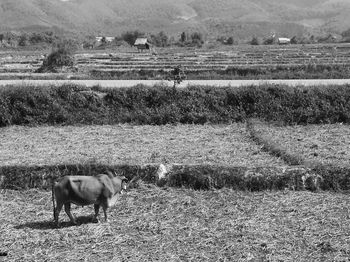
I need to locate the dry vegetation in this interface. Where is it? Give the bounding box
[1,186,349,261]
[1,43,350,80]
[0,124,286,167]
[251,122,350,167]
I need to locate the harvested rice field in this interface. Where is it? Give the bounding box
[0,124,286,167]
[1,185,349,261]
[252,122,350,167]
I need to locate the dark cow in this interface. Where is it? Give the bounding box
[52,172,127,226]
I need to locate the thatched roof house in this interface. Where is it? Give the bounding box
[134,38,151,50]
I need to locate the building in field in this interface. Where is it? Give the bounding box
[134,38,151,51]
[278,37,291,45]
[95,37,115,43]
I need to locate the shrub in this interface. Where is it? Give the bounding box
[1,84,350,127]
[150,31,169,47]
[2,164,350,192]
[250,36,260,45]
[121,31,145,46]
[36,39,77,73]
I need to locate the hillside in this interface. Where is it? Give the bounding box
[0,0,349,39]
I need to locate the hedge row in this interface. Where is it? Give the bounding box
[1,164,349,192]
[1,83,350,126]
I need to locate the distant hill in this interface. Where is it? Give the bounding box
[0,0,349,40]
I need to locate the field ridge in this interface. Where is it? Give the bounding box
[1,163,349,192]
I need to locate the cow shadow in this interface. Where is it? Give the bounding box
[15,215,98,230]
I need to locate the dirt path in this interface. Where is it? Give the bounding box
[1,79,350,88]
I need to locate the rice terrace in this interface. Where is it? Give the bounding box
[1,6,350,262]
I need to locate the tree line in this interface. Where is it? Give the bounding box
[1,28,350,50]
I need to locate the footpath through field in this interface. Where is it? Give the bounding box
[1,79,350,88]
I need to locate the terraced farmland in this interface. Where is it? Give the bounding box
[0,43,350,79]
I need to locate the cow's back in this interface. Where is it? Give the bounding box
[54,176,104,206]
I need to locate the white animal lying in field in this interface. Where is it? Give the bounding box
[52,172,127,226]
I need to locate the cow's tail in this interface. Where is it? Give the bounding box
[51,180,56,222]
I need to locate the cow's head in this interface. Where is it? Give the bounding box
[119,176,128,194]
[106,171,128,194]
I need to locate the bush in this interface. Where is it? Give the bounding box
[36,39,77,73]
[2,163,350,192]
[0,84,350,127]
[250,36,260,45]
[121,31,145,46]
[150,31,169,47]
[226,37,235,45]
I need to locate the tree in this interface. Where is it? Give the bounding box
[291,36,298,44]
[180,32,186,42]
[18,34,29,46]
[150,31,169,47]
[263,37,274,45]
[169,65,186,88]
[101,36,107,45]
[191,32,202,42]
[37,39,77,72]
[190,32,204,47]
[121,31,144,46]
[226,37,234,45]
[158,31,168,47]
[309,35,316,43]
[341,28,350,38]
[250,36,260,45]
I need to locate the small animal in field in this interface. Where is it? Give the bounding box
[52,172,127,226]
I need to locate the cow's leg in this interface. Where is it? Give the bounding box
[54,202,63,227]
[93,204,100,223]
[64,203,77,225]
[102,205,108,222]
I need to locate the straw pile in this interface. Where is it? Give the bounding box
[1,185,349,261]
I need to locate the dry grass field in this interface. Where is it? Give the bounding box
[1,43,350,79]
[251,122,350,167]
[1,185,350,262]
[1,121,350,261]
[0,124,286,167]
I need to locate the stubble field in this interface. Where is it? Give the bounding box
[251,122,350,167]
[0,123,286,167]
[1,118,350,261]
[1,122,347,168]
[1,185,350,261]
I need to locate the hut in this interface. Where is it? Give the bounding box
[278,37,291,45]
[134,38,151,51]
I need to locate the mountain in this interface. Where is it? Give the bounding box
[0,0,349,40]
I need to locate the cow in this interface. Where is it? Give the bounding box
[52,171,127,226]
